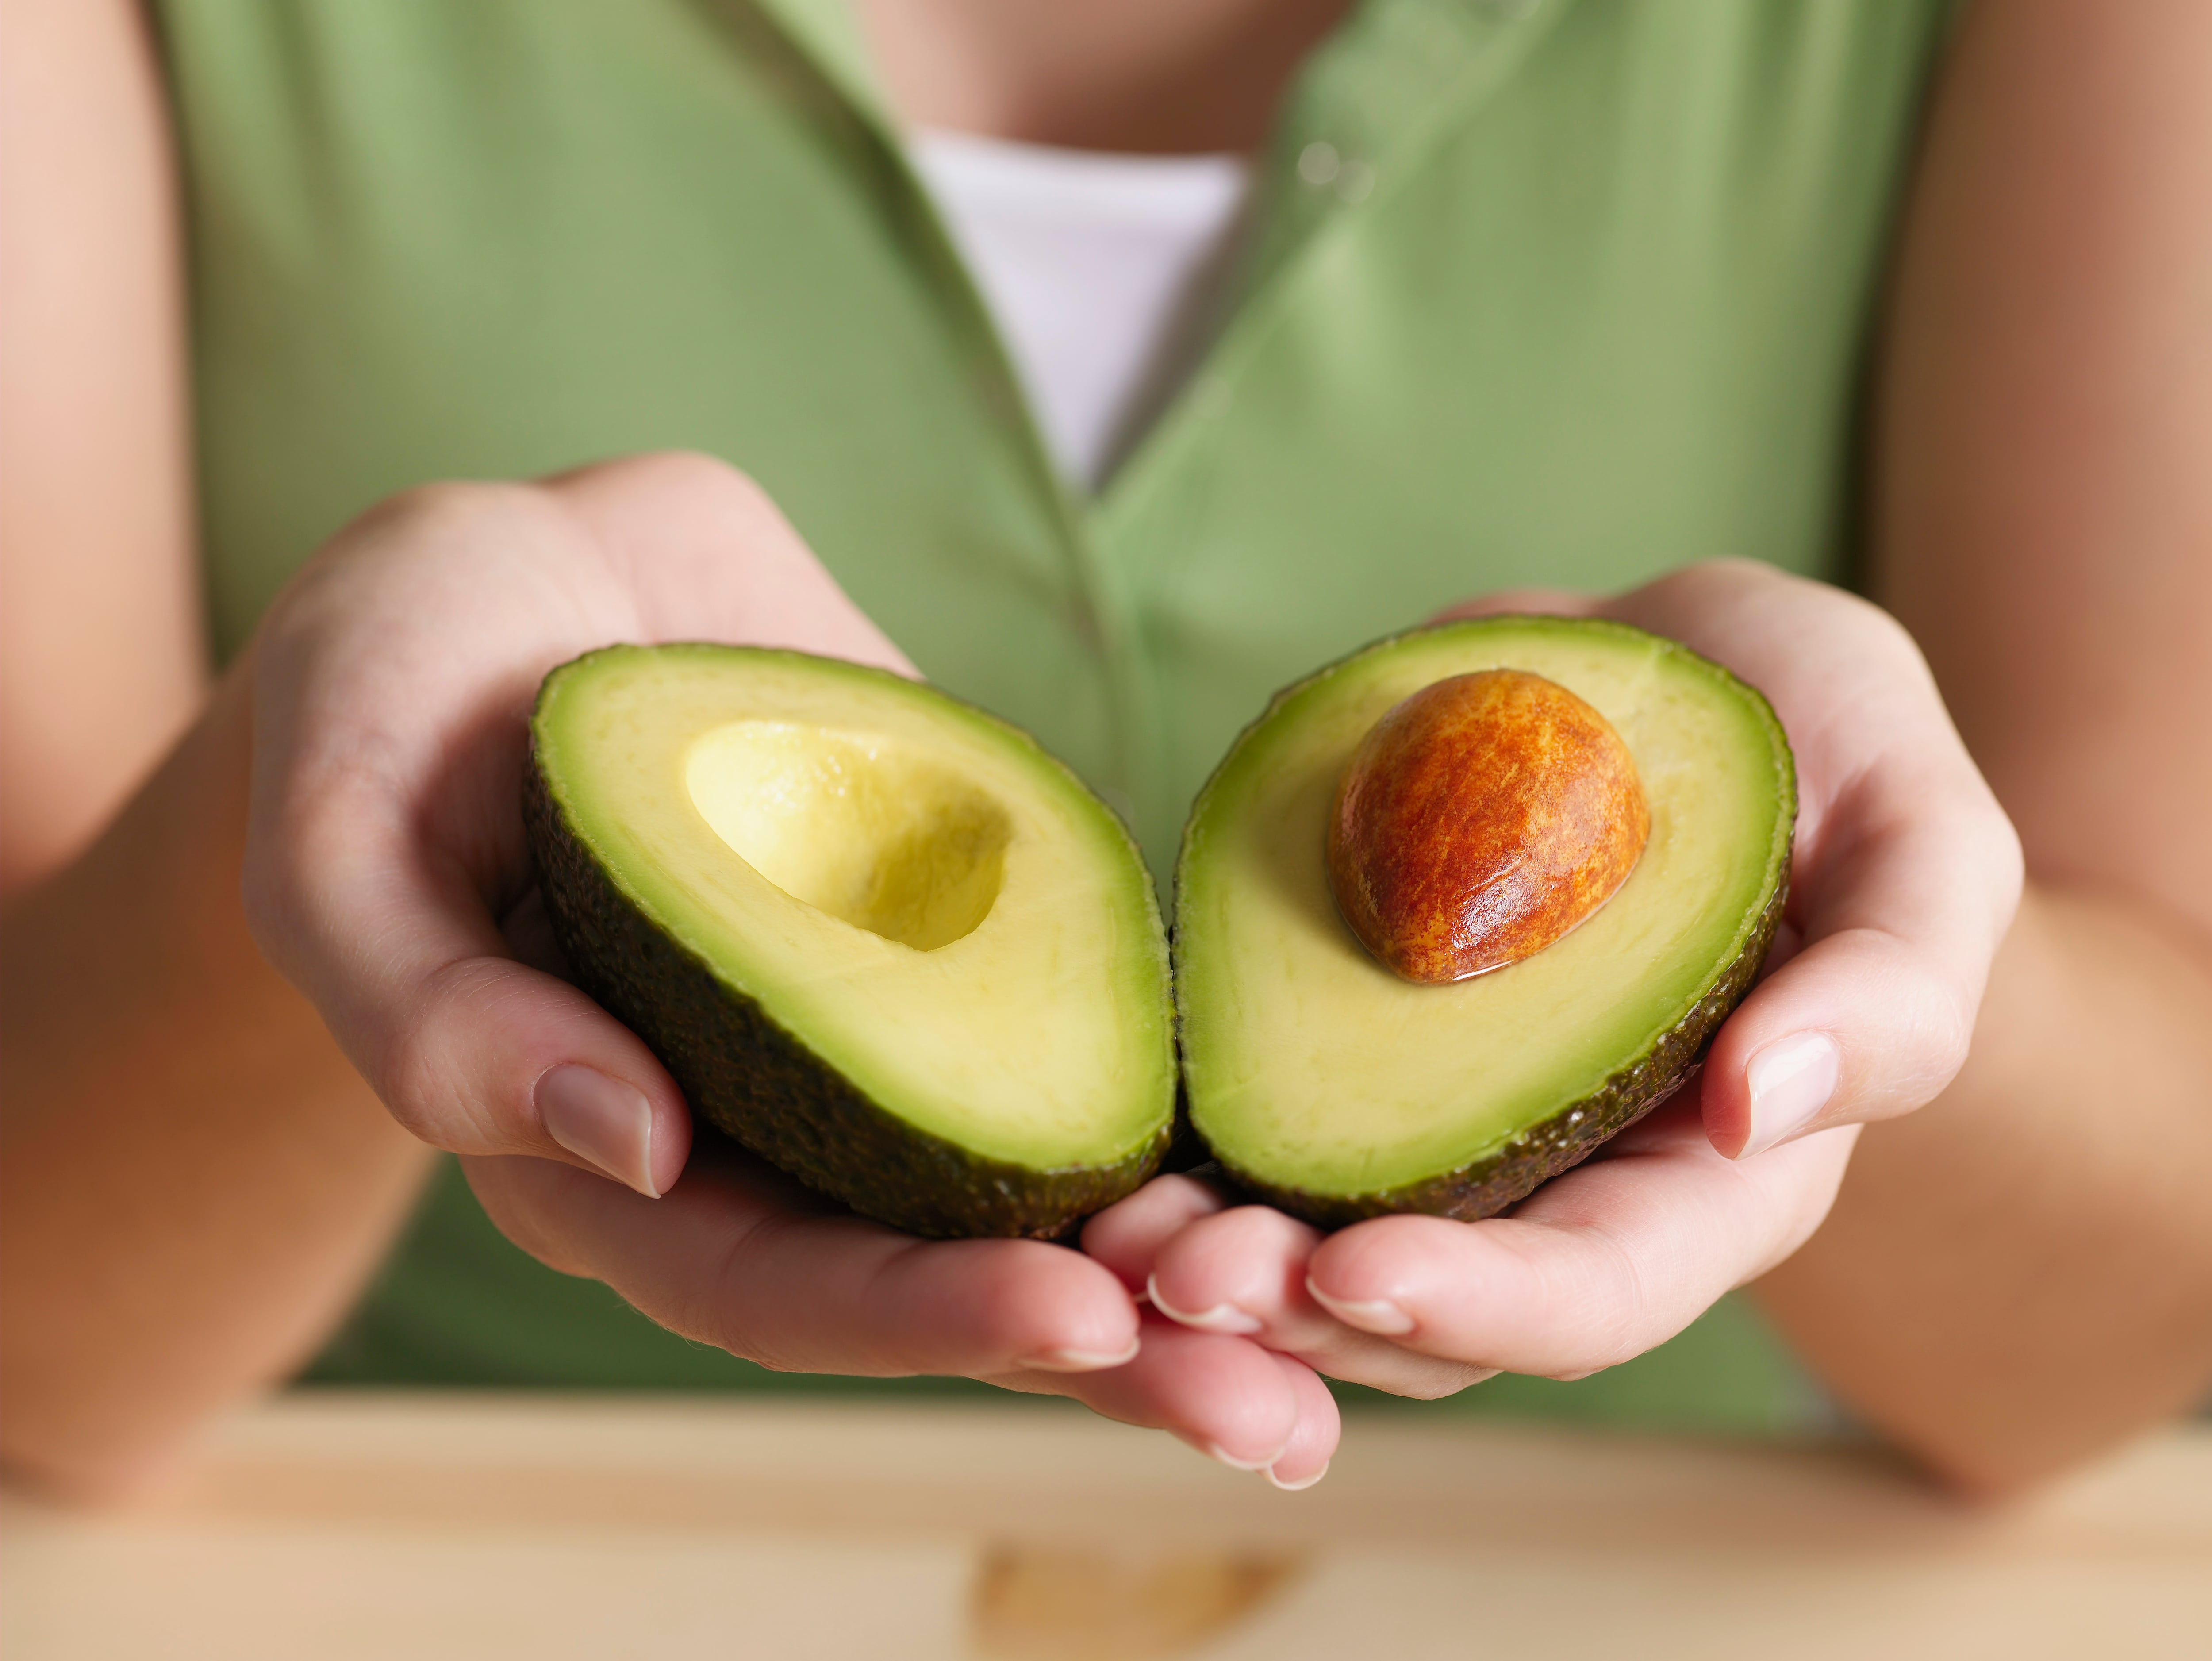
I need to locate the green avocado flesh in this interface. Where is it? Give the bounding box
[1176,618,1795,1227]
[525,645,1176,1238]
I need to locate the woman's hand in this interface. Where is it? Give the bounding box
[1085,561,2023,1401]
[242,451,1338,1483]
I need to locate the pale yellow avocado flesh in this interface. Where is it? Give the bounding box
[1177,619,1794,1201]
[535,647,1174,1170]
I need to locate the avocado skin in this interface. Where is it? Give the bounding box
[1209,865,1788,1229]
[523,761,1170,1241]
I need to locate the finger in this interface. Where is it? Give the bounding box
[1708,716,2026,1159]
[1704,919,1976,1160]
[1701,731,2020,1156]
[1594,563,2022,1157]
[1147,1205,1494,1399]
[476,1146,1338,1480]
[544,453,917,676]
[1257,1355,1340,1490]
[242,486,691,1193]
[1302,1100,1859,1378]
[464,1146,1145,1376]
[1002,1315,1318,1475]
[1079,1174,1234,1296]
[257,798,691,1194]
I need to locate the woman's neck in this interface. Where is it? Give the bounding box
[856,0,1356,154]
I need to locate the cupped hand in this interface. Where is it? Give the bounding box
[1088,561,2022,1398]
[241,452,1336,1482]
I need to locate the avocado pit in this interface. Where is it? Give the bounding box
[1327,669,1651,983]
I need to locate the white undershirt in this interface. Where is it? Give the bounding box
[907,128,1254,492]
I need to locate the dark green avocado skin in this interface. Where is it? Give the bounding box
[522,760,1169,1241]
[1210,866,1789,1229]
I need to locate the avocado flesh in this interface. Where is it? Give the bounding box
[1176,618,1794,1227]
[526,644,1176,1238]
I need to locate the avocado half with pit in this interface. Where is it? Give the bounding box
[1175,617,1795,1228]
[524,645,1176,1239]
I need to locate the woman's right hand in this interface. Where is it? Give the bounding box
[242,452,1338,1485]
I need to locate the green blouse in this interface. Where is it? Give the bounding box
[154,0,1954,1430]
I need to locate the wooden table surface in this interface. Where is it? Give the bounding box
[4,1392,2207,1660]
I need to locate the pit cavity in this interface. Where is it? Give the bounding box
[685,720,1012,951]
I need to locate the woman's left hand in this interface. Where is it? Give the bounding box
[1084,561,2022,1404]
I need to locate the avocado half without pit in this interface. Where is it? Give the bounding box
[1175,617,1796,1228]
[524,645,1177,1239]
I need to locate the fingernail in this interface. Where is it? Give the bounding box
[1737,1032,1841,1159]
[1198,1440,1285,1474]
[536,1064,660,1197]
[1147,1274,1263,1335]
[1267,1461,1329,1492]
[1306,1280,1415,1336]
[1015,1337,1142,1373]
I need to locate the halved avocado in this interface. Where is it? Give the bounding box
[525,645,1176,1239]
[1175,618,1794,1227]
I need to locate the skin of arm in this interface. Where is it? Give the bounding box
[0,0,198,878]
[0,0,432,1498]
[1752,0,2212,1495]
[0,669,434,1499]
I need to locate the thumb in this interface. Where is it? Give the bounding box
[387,948,693,1199]
[249,814,691,1197]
